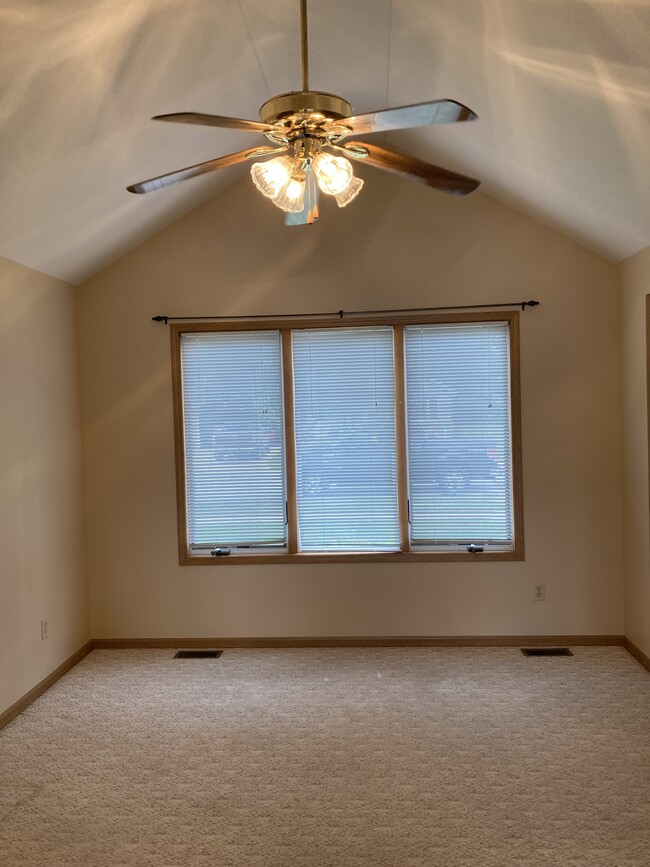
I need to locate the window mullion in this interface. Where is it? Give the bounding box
[393,326,410,552]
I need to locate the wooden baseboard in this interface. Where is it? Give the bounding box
[91,634,625,649]
[622,636,650,671]
[0,641,93,731]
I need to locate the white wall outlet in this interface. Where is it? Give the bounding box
[40,619,48,640]
[534,583,546,602]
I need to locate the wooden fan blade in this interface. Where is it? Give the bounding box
[337,99,477,136]
[127,146,279,194]
[341,142,480,195]
[153,112,276,134]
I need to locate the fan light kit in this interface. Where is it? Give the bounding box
[128,0,480,225]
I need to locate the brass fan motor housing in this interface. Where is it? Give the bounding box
[259,91,352,125]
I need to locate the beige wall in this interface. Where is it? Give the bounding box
[0,256,90,715]
[79,172,624,638]
[619,245,650,658]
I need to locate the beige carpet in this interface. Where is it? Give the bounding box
[0,647,648,866]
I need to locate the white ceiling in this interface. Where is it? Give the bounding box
[0,0,648,284]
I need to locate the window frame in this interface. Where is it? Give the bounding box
[171,311,524,565]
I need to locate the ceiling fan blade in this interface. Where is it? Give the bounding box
[127,146,281,194]
[340,142,480,196]
[153,112,276,134]
[337,99,477,136]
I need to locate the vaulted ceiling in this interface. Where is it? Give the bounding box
[0,0,648,284]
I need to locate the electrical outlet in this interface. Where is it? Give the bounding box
[534,583,546,602]
[40,619,48,640]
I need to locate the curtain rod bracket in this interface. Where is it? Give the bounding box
[152,315,169,324]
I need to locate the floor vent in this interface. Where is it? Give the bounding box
[521,647,573,657]
[174,650,223,659]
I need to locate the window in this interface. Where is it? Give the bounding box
[180,331,287,554]
[404,322,513,548]
[292,327,400,552]
[171,313,523,563]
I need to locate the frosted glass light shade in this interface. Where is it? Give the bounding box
[313,153,353,195]
[335,175,364,208]
[250,156,293,199]
[272,174,306,213]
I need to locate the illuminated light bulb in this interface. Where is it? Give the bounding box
[250,156,293,199]
[312,153,353,195]
[334,174,364,208]
[272,171,306,213]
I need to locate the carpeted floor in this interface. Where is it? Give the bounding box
[0,647,648,866]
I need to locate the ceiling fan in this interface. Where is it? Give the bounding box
[127,0,480,225]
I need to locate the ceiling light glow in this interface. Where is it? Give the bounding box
[313,153,354,195]
[272,171,306,212]
[250,156,293,199]
[334,174,364,208]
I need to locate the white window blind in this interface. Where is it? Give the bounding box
[292,327,400,552]
[181,331,286,550]
[404,322,513,548]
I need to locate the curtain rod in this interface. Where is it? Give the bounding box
[152,300,539,325]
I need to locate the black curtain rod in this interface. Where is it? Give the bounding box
[152,300,539,325]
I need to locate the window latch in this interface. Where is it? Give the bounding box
[210,547,231,556]
[467,544,484,554]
